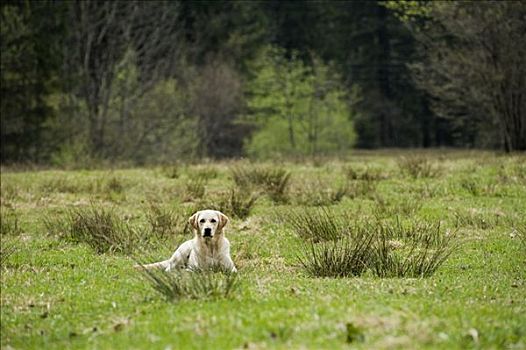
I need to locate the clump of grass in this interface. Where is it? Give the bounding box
[345,166,386,181]
[298,234,374,278]
[231,166,290,203]
[514,222,526,251]
[105,176,125,193]
[136,267,240,302]
[289,208,457,278]
[160,164,181,179]
[0,183,19,204]
[451,209,500,230]
[372,195,423,218]
[285,207,348,242]
[220,188,259,219]
[190,166,219,180]
[45,206,143,254]
[1,208,22,235]
[371,220,457,278]
[183,176,208,201]
[0,238,17,267]
[39,178,82,194]
[457,177,500,197]
[294,179,350,206]
[398,156,441,179]
[196,188,259,220]
[145,203,191,238]
[346,180,377,199]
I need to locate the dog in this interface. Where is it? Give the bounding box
[137,210,236,273]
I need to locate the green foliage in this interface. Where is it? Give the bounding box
[244,46,357,158]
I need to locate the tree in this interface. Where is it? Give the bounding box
[244,47,357,158]
[389,1,526,151]
[0,1,66,162]
[62,1,182,158]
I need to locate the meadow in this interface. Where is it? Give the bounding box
[1,150,525,349]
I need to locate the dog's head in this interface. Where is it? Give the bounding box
[188,210,229,240]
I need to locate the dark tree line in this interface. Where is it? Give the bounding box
[1,1,524,164]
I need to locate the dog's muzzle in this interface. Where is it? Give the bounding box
[203,228,212,237]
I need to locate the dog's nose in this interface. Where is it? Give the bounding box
[204,228,212,237]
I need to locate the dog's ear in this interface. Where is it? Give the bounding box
[217,211,229,230]
[188,211,200,230]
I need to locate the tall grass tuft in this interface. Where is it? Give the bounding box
[294,179,350,206]
[371,220,458,278]
[398,156,441,179]
[183,176,208,201]
[231,166,290,202]
[45,206,144,254]
[221,188,259,219]
[287,208,458,278]
[145,202,191,238]
[373,195,423,218]
[1,208,22,235]
[0,238,17,267]
[136,266,240,302]
[298,234,374,278]
[284,207,348,242]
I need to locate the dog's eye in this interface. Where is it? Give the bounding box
[210,219,217,223]
[199,219,205,223]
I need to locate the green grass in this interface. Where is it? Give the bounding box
[1,150,525,349]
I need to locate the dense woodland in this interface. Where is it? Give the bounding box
[1,1,525,165]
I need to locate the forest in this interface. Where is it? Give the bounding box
[1,1,525,165]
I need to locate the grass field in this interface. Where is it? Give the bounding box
[1,150,525,349]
